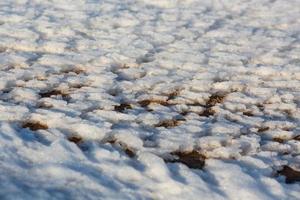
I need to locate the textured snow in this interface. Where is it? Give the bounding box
[1,0,300,199]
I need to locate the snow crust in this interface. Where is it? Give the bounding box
[0,0,300,199]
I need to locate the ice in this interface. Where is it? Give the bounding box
[1,0,300,199]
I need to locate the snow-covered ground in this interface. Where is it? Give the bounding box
[1,0,300,199]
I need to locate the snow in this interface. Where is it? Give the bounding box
[0,0,300,199]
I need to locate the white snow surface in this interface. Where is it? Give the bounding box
[1,0,300,199]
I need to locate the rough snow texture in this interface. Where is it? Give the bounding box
[1,0,300,199]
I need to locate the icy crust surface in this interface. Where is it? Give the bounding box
[1,0,300,199]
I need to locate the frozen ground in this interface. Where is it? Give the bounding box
[0,0,300,199]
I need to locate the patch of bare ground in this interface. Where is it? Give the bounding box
[257,127,269,132]
[206,93,226,107]
[256,104,264,111]
[61,67,85,75]
[166,89,181,101]
[68,135,83,145]
[138,99,170,107]
[37,101,53,108]
[199,93,227,117]
[68,83,87,90]
[278,165,300,184]
[106,139,135,158]
[243,110,254,116]
[282,109,293,119]
[138,91,228,119]
[199,107,216,117]
[99,145,206,169]
[22,121,48,131]
[39,89,70,102]
[273,137,285,143]
[166,150,206,169]
[294,135,300,141]
[114,103,132,112]
[138,89,181,107]
[155,118,186,128]
[39,90,64,98]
